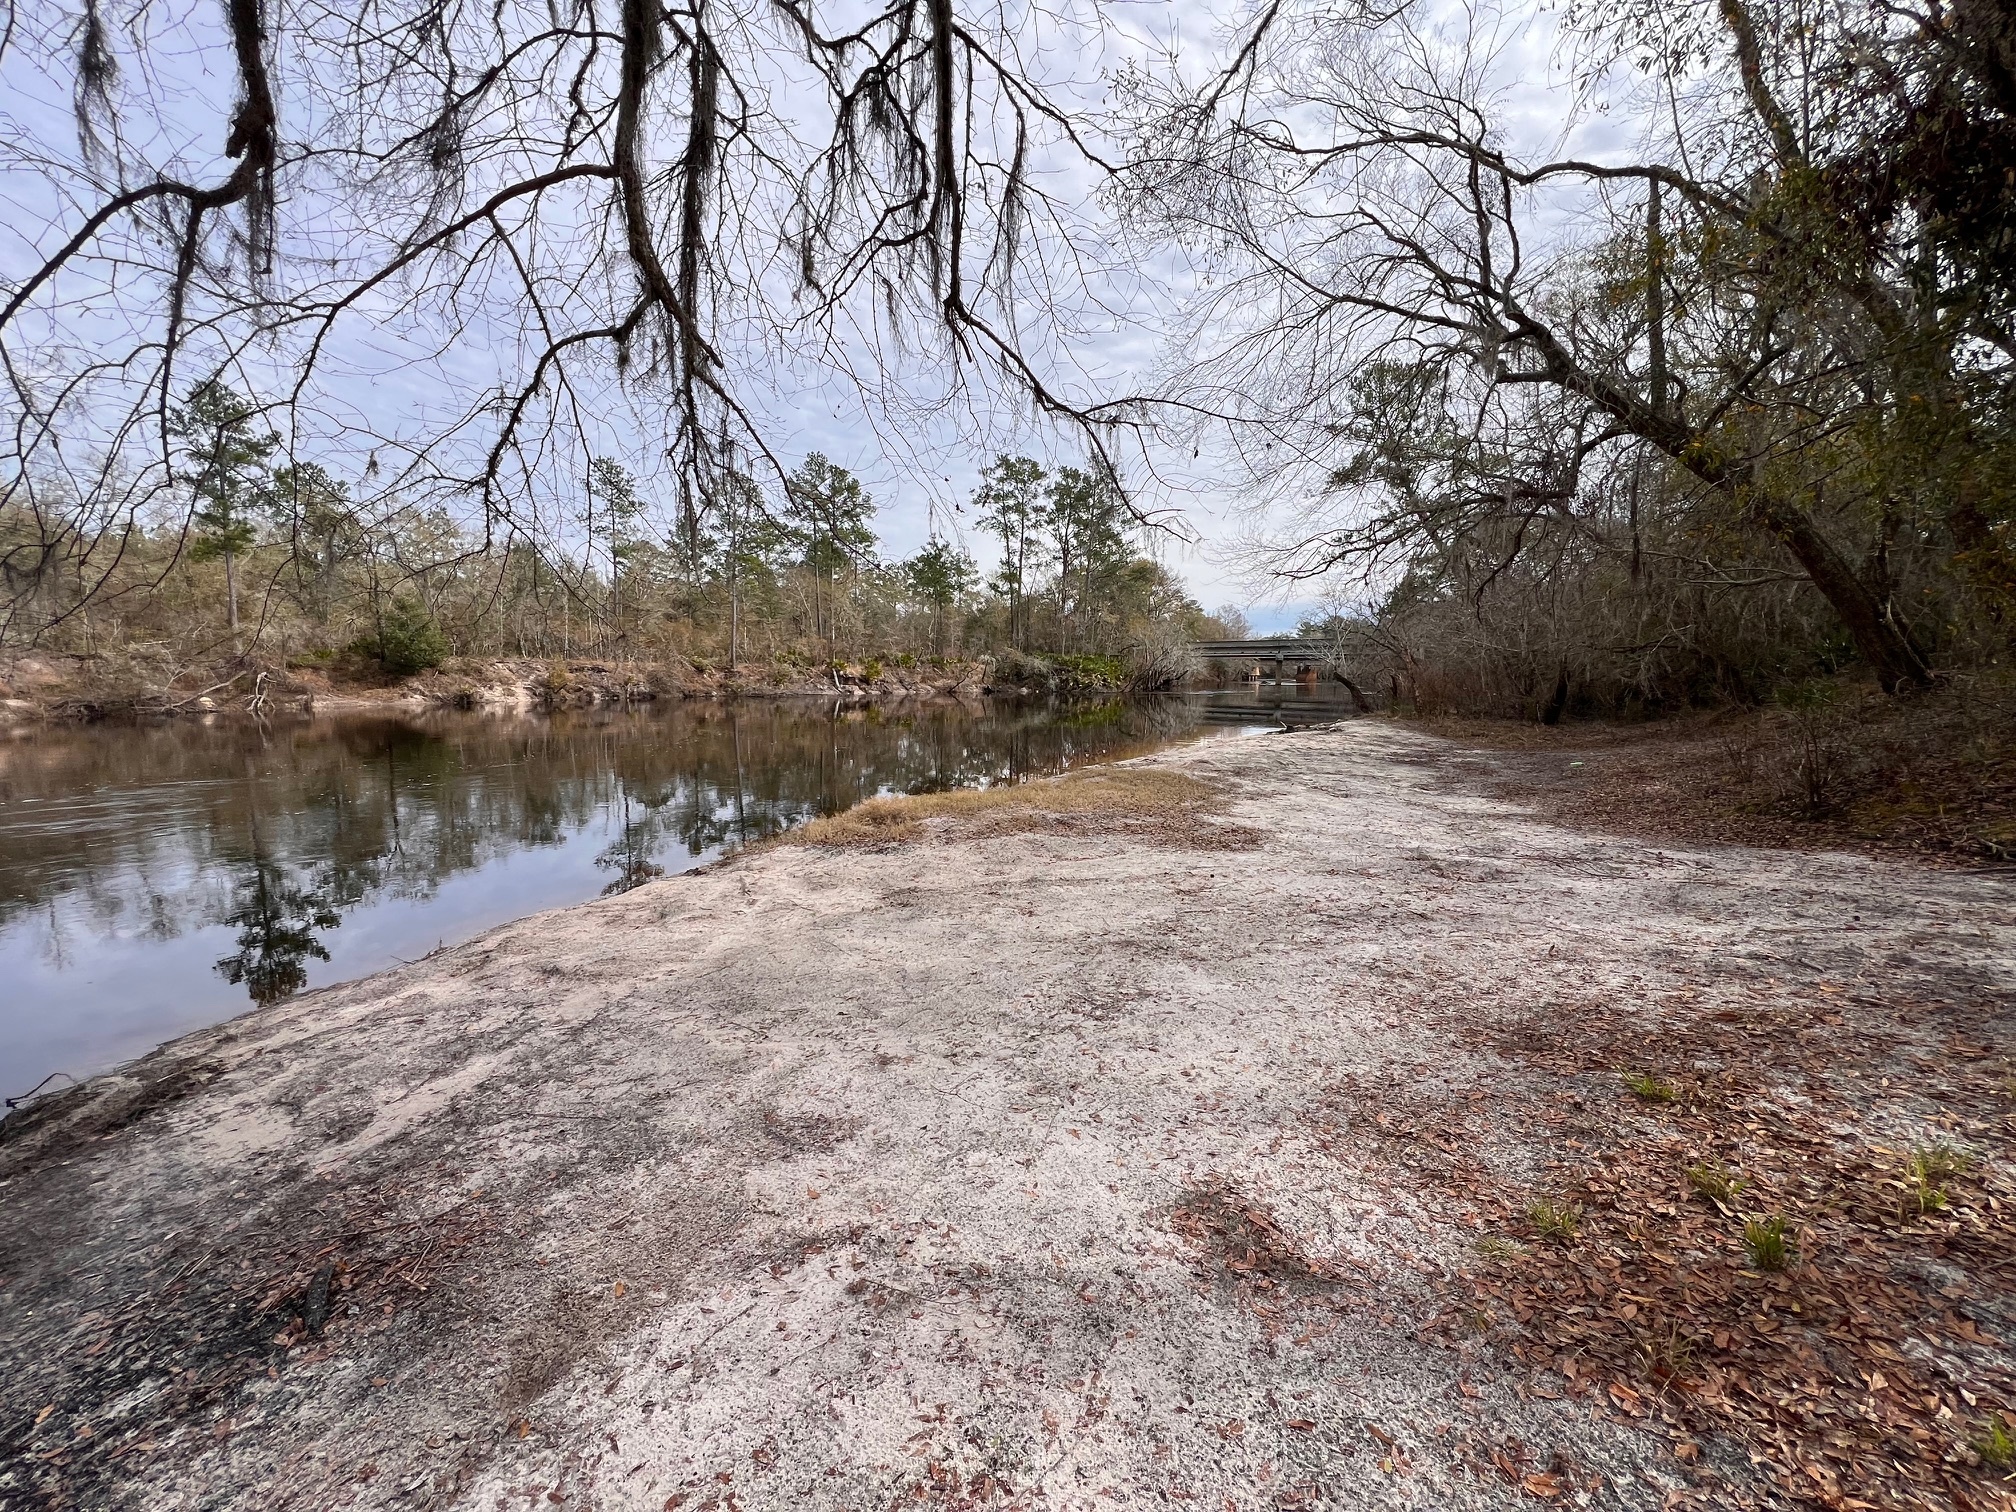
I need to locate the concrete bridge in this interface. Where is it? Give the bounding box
[1190,638,1334,678]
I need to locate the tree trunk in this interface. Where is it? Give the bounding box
[225,550,240,643]
[1540,662,1570,725]
[1525,323,1936,691]
[1746,491,1933,692]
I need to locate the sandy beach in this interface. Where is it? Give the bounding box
[4,722,2011,1511]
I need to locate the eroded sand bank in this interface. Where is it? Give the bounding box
[3,723,2011,1511]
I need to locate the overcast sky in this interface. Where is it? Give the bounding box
[0,0,1603,635]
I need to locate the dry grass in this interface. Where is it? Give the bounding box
[786,766,1249,849]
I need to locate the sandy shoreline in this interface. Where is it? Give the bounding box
[3,723,2012,1511]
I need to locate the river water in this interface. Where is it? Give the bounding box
[0,689,1348,1098]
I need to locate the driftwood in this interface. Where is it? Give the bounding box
[165,670,250,710]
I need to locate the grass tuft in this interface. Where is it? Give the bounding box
[1976,1415,2016,1471]
[1901,1145,1972,1216]
[1622,1070,1678,1103]
[1526,1197,1582,1242]
[1633,1318,1697,1382]
[1474,1236,1528,1263]
[1686,1161,1749,1206]
[1742,1214,1796,1272]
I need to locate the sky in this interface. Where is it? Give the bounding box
[0,0,1613,637]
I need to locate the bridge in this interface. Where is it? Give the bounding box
[1189,637,1373,718]
[1190,638,1335,677]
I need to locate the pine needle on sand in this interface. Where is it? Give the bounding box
[787,765,1244,847]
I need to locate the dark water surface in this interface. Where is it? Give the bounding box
[1,694,1281,1097]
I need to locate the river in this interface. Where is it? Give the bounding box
[0,687,1352,1099]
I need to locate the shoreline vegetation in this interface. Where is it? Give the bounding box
[2,724,2009,1511]
[1,447,1241,729]
[0,646,1175,724]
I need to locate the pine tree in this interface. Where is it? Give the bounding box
[973,456,1047,650]
[783,455,877,651]
[169,379,280,644]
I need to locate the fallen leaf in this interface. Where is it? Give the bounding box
[1521,1471,1562,1498]
[1287,1419,1316,1431]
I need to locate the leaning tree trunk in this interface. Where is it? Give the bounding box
[1743,490,1934,692]
[1527,325,1936,692]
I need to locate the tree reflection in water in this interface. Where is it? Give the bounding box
[0,697,1211,1043]
[213,856,342,1003]
[595,791,671,896]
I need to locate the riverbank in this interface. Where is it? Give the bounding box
[2,723,2012,1510]
[0,652,996,723]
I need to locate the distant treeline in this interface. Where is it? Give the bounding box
[0,383,1234,679]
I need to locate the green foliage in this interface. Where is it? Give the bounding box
[905,537,979,610]
[5,428,1211,673]
[170,379,280,559]
[1686,1162,1749,1206]
[785,454,877,578]
[1742,1215,1796,1272]
[1623,1071,1678,1103]
[356,596,449,676]
[1526,1197,1582,1242]
[974,454,1050,647]
[1975,1415,2016,1471]
[1051,653,1127,685]
[167,378,281,632]
[1474,1236,1527,1262]
[1904,1145,1972,1215]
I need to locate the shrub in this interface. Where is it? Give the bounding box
[353,595,449,676]
[1775,680,1851,817]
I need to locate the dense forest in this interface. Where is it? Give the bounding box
[1112,0,2016,729]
